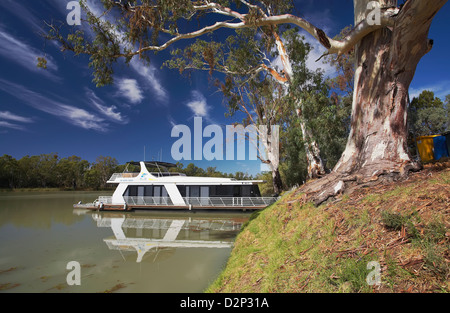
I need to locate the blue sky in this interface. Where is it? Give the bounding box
[0,0,449,176]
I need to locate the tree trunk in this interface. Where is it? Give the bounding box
[272,167,283,196]
[272,29,327,180]
[301,0,447,205]
[298,109,327,179]
[259,124,283,195]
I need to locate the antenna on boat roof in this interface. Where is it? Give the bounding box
[144,145,146,161]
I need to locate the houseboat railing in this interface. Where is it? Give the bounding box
[97,196,279,207]
[108,172,186,182]
[123,196,174,206]
[108,173,139,182]
[98,196,113,204]
[183,197,279,207]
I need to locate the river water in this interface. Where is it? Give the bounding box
[0,191,249,293]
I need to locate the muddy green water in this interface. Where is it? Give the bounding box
[0,191,249,293]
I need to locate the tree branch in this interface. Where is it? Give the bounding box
[53,0,403,63]
[193,2,246,20]
[261,64,288,83]
[114,4,399,59]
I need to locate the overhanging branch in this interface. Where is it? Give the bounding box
[106,2,399,59]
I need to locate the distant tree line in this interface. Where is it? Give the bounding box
[1,91,447,193]
[0,154,257,191]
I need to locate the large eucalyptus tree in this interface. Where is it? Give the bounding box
[44,0,448,204]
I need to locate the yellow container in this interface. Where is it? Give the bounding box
[416,135,438,163]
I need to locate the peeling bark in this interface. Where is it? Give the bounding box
[259,124,283,195]
[271,31,327,180]
[272,167,283,196]
[298,109,326,179]
[316,28,331,49]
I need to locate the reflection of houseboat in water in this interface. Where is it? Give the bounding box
[75,161,279,211]
[92,212,247,263]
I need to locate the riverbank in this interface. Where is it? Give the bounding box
[207,162,449,293]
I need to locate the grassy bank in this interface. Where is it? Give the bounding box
[207,164,449,293]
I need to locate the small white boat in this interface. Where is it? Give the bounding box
[74,161,279,211]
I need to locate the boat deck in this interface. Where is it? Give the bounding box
[74,196,279,212]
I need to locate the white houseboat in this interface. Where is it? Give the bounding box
[74,161,279,211]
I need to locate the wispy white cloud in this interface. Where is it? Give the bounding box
[83,1,169,104]
[0,120,26,131]
[57,105,106,131]
[0,111,34,131]
[0,1,45,32]
[86,89,128,123]
[130,59,169,103]
[167,115,178,128]
[186,90,210,117]
[76,0,168,103]
[304,37,337,78]
[0,79,107,132]
[0,111,34,123]
[115,78,144,104]
[409,80,450,101]
[0,26,59,80]
[84,1,169,104]
[48,0,169,104]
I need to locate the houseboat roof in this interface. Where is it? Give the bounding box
[128,161,178,168]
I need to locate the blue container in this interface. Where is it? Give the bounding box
[433,135,449,160]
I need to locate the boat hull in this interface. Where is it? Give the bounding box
[73,203,267,211]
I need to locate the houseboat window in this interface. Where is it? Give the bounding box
[153,185,168,197]
[200,186,209,198]
[242,185,252,197]
[123,185,168,197]
[144,186,153,197]
[177,185,186,197]
[154,186,161,197]
[252,185,261,197]
[190,186,200,197]
[215,185,233,197]
[123,185,138,197]
[176,184,261,197]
